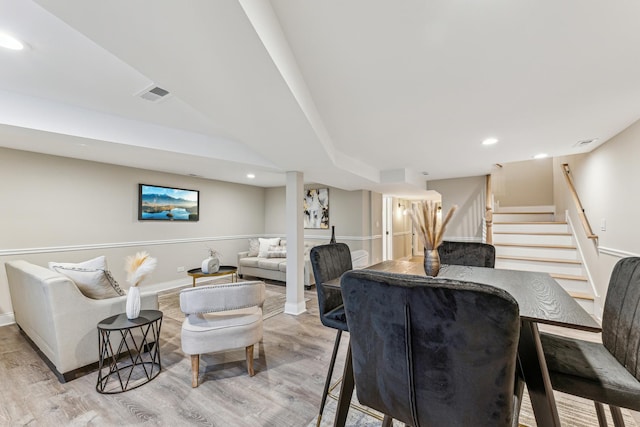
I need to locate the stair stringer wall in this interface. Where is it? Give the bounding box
[565,210,602,320]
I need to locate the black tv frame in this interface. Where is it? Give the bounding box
[138,183,199,221]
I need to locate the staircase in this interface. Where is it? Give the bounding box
[492,206,595,314]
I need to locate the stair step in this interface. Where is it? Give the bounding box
[550,273,588,282]
[493,232,574,246]
[496,255,582,264]
[495,242,576,250]
[569,292,594,301]
[494,221,567,225]
[493,212,555,222]
[495,211,555,215]
[495,205,555,213]
[494,231,571,236]
[496,245,578,261]
[575,298,594,315]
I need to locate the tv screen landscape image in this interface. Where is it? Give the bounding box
[138,184,199,221]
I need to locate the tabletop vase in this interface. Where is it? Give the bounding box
[424,249,440,277]
[126,286,141,319]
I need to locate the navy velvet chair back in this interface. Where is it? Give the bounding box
[438,240,496,268]
[602,257,640,381]
[342,269,520,427]
[310,243,352,331]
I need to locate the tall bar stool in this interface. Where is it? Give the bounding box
[309,243,352,427]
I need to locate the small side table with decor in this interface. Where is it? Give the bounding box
[187,266,238,287]
[96,310,163,394]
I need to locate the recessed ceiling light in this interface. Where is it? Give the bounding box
[533,153,548,159]
[0,32,24,50]
[482,137,498,146]
[246,173,255,179]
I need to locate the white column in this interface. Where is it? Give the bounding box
[284,171,307,315]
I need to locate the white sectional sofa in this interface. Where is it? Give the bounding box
[5,260,158,382]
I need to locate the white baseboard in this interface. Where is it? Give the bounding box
[143,278,191,294]
[143,274,235,294]
[0,312,15,327]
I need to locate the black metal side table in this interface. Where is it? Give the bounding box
[96,310,163,394]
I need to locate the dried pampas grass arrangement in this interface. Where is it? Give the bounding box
[408,200,457,250]
[125,251,157,287]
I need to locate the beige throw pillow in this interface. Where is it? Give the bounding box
[248,238,260,257]
[266,245,287,258]
[49,256,125,299]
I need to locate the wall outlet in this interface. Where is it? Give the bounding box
[600,218,606,231]
[177,266,185,272]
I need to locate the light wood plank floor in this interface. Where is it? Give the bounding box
[1,285,638,426]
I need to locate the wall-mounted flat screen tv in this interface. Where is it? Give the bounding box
[138,184,199,221]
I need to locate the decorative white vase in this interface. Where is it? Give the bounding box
[126,286,141,319]
[202,256,220,274]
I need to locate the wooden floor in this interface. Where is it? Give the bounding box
[0,284,638,426]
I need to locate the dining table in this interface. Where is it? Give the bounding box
[324,259,602,427]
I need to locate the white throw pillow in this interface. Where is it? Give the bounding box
[49,256,125,299]
[248,238,260,257]
[258,237,280,258]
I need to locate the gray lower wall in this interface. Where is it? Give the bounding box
[0,147,266,321]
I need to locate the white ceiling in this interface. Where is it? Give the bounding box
[1,0,639,198]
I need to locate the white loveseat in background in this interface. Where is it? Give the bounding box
[5,260,158,382]
[237,240,318,289]
[237,239,370,289]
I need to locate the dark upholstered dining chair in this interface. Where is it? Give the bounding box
[309,243,353,426]
[341,269,521,427]
[438,240,496,268]
[541,257,640,427]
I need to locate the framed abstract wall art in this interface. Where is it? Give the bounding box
[304,188,329,229]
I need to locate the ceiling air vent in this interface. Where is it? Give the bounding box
[574,138,598,148]
[137,85,170,102]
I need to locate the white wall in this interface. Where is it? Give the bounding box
[263,185,383,263]
[427,175,487,242]
[494,158,554,207]
[552,119,640,316]
[0,147,266,321]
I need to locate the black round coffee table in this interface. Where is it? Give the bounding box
[96,310,163,394]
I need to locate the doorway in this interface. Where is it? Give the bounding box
[382,196,393,261]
